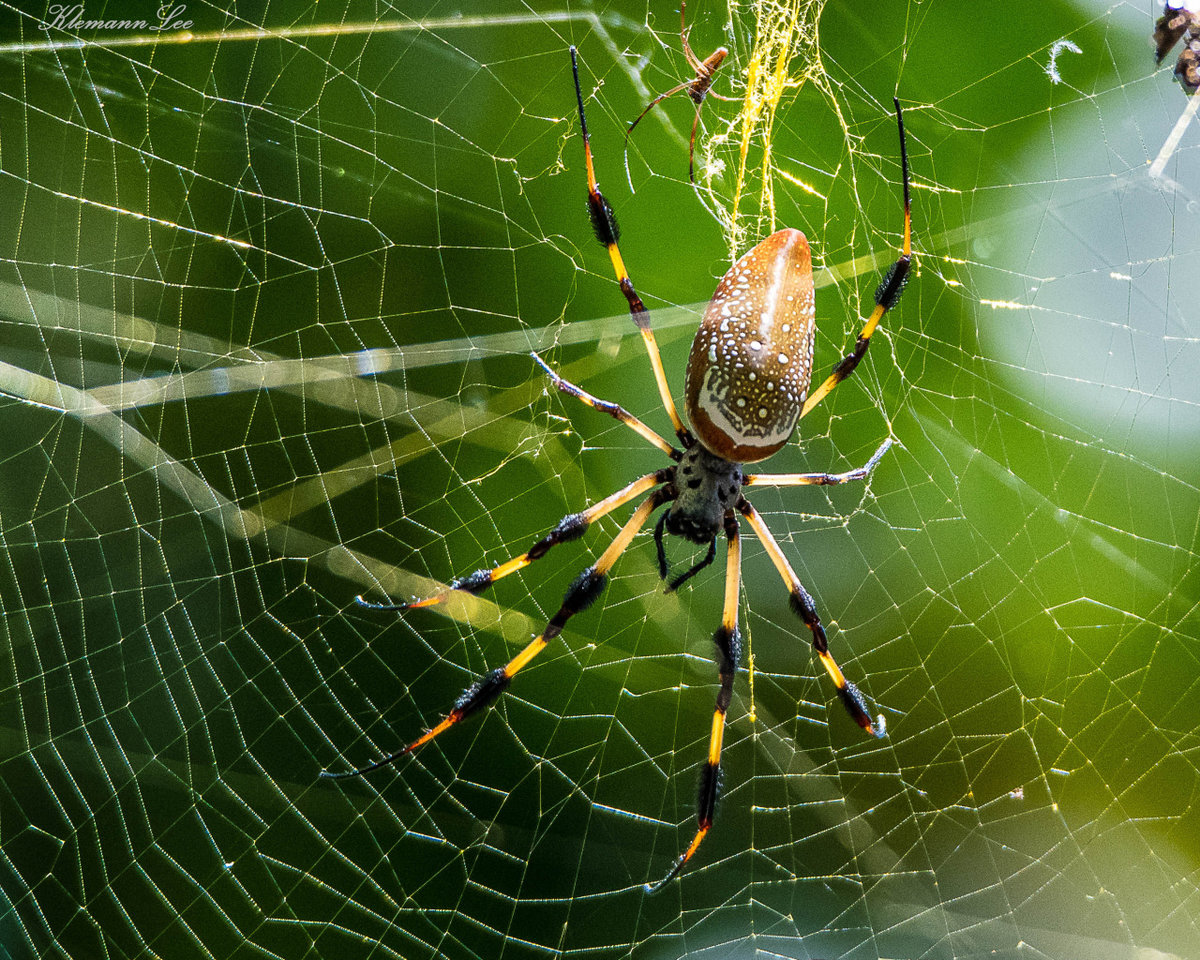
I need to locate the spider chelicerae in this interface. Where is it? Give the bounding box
[324,46,913,893]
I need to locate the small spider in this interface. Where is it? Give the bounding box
[625,0,738,182]
[323,47,914,893]
[1153,1,1200,93]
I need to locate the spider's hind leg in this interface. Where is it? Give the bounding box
[324,488,671,779]
[737,498,884,738]
[647,511,741,892]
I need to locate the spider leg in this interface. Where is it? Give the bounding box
[625,80,693,150]
[687,100,703,183]
[801,98,912,420]
[361,470,670,611]
[666,535,716,592]
[654,511,670,579]
[647,511,740,892]
[679,0,702,73]
[571,47,690,445]
[531,352,679,459]
[653,511,718,591]
[325,488,671,779]
[744,438,892,488]
[738,498,884,738]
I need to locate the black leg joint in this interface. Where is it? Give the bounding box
[588,192,620,247]
[713,626,740,714]
[528,512,589,560]
[788,590,829,653]
[697,762,722,829]
[455,667,511,719]
[618,277,651,326]
[787,589,818,627]
[450,568,493,594]
[722,512,740,540]
[830,338,869,381]
[558,566,608,621]
[543,566,608,644]
[840,679,872,722]
[874,255,911,310]
[712,624,742,678]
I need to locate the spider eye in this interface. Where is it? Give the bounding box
[684,228,816,464]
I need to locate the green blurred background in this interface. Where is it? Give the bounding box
[0,0,1198,958]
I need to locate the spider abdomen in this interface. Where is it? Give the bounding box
[684,228,816,463]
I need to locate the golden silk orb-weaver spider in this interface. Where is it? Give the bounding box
[624,0,738,182]
[322,46,913,893]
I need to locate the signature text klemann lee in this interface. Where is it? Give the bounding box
[40,4,193,32]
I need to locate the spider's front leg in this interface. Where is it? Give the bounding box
[800,98,912,420]
[647,511,740,892]
[571,46,692,445]
[323,488,672,779]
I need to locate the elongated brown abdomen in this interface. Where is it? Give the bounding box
[684,228,816,463]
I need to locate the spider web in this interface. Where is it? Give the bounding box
[1,0,1198,957]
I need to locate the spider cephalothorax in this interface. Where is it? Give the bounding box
[665,444,743,542]
[325,46,914,894]
[657,442,744,589]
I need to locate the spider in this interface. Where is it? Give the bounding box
[1153,0,1200,93]
[625,0,738,182]
[323,46,913,893]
